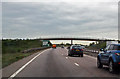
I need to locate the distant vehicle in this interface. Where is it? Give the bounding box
[81,46,85,49]
[97,44,120,73]
[68,45,83,57]
[52,44,56,49]
[61,45,64,48]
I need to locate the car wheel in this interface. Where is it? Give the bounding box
[68,53,71,56]
[97,58,103,68]
[109,60,115,73]
[81,54,83,57]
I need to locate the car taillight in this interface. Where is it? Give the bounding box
[80,49,83,51]
[115,53,120,56]
[118,62,120,64]
[72,49,74,50]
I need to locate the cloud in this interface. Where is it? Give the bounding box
[2,0,119,2]
[2,2,118,39]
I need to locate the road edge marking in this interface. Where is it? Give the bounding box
[8,48,50,79]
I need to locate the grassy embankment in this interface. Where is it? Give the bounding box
[87,41,106,50]
[2,39,50,68]
[83,41,106,57]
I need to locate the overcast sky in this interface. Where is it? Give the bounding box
[2,0,119,44]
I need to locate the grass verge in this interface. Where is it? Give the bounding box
[2,39,52,68]
[2,50,40,68]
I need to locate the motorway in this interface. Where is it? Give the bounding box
[10,47,120,77]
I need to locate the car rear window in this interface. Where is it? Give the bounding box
[113,45,120,50]
[72,46,81,49]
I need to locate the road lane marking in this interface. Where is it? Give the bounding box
[74,63,79,66]
[8,49,50,79]
[65,57,68,59]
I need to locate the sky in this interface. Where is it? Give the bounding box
[2,0,119,44]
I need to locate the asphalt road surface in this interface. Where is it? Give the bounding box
[11,47,120,77]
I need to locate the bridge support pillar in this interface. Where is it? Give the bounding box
[71,40,73,45]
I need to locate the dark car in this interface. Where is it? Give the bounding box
[97,44,120,73]
[61,45,64,48]
[68,45,83,57]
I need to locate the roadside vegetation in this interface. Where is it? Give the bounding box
[87,41,106,50]
[2,39,51,68]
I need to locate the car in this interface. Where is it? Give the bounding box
[52,44,56,49]
[97,44,120,73]
[61,45,64,48]
[68,45,83,57]
[81,46,85,49]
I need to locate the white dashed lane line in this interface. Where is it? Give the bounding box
[74,63,79,66]
[65,57,68,59]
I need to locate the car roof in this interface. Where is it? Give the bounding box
[71,45,81,47]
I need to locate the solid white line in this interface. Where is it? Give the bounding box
[74,63,79,66]
[8,49,50,79]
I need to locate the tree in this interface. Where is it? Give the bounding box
[61,42,64,45]
[89,42,95,46]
